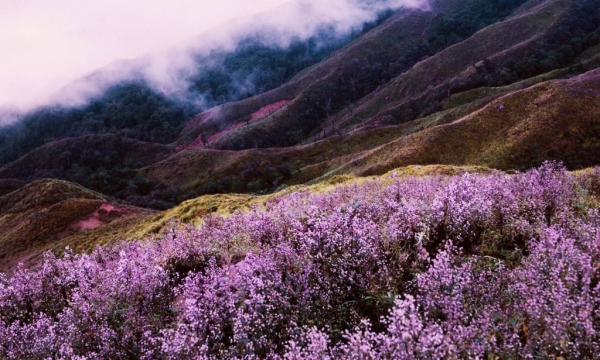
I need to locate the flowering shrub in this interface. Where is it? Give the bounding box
[1,162,599,358]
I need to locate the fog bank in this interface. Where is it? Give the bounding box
[0,0,428,114]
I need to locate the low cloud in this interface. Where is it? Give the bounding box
[0,0,428,114]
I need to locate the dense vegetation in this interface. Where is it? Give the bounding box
[26,136,185,210]
[1,163,599,358]
[0,83,193,166]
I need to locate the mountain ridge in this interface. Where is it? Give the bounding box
[0,0,599,268]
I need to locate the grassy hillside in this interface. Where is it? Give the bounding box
[185,0,575,150]
[0,134,174,180]
[333,68,600,176]
[329,0,574,130]
[0,179,154,272]
[141,67,600,196]
[177,7,435,148]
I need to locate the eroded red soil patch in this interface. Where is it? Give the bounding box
[177,100,291,150]
[250,100,290,122]
[58,203,124,238]
[181,110,214,134]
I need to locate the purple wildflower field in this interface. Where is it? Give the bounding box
[1,162,599,359]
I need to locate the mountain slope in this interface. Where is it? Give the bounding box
[183,0,581,150]
[3,0,597,204]
[177,6,435,148]
[329,0,574,130]
[334,67,600,176]
[141,67,600,195]
[0,134,179,208]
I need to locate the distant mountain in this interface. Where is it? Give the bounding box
[0,0,599,264]
[186,0,598,150]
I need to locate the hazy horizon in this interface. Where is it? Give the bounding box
[0,0,427,113]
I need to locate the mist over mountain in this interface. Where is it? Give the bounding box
[0,0,427,113]
[0,9,400,165]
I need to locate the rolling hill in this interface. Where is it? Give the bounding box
[0,0,599,269]
[0,179,155,272]
[182,0,585,150]
[139,66,600,195]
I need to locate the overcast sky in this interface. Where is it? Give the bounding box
[0,0,426,110]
